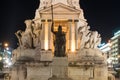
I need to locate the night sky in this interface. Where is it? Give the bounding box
[0,0,120,48]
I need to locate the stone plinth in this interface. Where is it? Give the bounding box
[67,51,77,62]
[40,50,53,61]
[67,48,108,80]
[68,66,94,80]
[51,57,68,78]
[27,66,52,80]
[68,65,108,80]
[94,65,108,80]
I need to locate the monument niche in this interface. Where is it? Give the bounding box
[10,0,114,80]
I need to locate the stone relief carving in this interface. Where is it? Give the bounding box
[89,31,101,48]
[15,19,42,49]
[40,0,52,8]
[78,25,101,49]
[32,21,42,48]
[15,30,23,47]
[39,0,80,9]
[14,19,43,62]
[21,20,33,49]
[67,0,80,8]
[78,25,91,49]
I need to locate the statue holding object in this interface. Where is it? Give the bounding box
[51,25,66,57]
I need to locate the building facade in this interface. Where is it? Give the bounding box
[111,30,120,64]
[99,42,113,67]
[99,30,120,65]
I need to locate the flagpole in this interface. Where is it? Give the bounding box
[51,5,54,27]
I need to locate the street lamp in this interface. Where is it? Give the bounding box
[4,43,8,47]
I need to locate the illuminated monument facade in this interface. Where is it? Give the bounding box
[11,0,110,80]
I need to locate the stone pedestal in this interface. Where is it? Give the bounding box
[40,50,53,61]
[51,57,68,78]
[48,57,73,80]
[27,66,52,80]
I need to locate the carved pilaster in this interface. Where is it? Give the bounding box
[47,19,53,50]
[41,19,45,50]
[68,19,72,51]
[68,19,76,52]
[74,19,79,50]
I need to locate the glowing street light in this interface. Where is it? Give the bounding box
[0,56,2,61]
[4,43,8,47]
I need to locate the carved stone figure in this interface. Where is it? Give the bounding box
[40,0,52,8]
[67,0,72,5]
[15,20,33,49]
[67,0,80,8]
[78,26,101,49]
[78,26,91,49]
[32,22,42,48]
[93,33,101,48]
[86,31,101,49]
[15,19,42,50]
[51,25,66,57]
[22,20,33,48]
[15,30,24,47]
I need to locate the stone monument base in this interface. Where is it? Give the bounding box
[48,57,73,80]
[51,57,68,78]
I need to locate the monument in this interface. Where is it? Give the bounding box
[10,0,112,80]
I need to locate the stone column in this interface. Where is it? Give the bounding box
[68,19,76,52]
[68,19,72,51]
[47,19,53,50]
[74,19,79,50]
[41,19,45,50]
[44,19,49,50]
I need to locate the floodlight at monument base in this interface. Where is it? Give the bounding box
[45,22,48,50]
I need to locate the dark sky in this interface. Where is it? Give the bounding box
[0,0,120,48]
